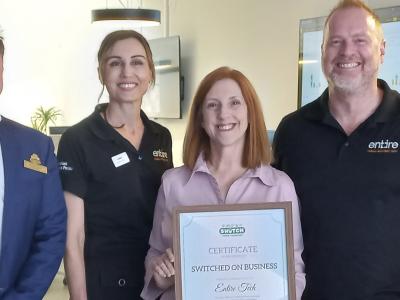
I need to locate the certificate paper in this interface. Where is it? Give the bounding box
[174,203,296,300]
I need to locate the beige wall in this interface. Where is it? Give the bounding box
[0,0,399,165]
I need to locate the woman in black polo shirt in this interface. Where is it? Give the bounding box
[57,30,173,300]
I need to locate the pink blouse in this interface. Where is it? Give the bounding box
[141,154,305,299]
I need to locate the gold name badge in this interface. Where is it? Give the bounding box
[24,153,47,174]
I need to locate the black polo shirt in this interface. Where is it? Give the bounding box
[57,104,173,297]
[273,80,400,300]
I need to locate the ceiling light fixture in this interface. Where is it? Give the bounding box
[92,1,161,27]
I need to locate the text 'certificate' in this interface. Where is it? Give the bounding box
[173,202,296,300]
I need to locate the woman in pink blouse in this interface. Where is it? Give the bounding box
[141,66,305,299]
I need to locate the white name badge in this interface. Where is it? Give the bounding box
[111,152,130,168]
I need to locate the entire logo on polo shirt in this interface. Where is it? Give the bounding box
[367,139,399,153]
[152,149,169,162]
[59,161,73,171]
[219,224,245,237]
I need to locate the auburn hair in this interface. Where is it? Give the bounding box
[183,66,270,170]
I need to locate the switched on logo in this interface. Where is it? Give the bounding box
[219,224,245,237]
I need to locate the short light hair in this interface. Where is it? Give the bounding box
[323,0,384,47]
[183,66,271,170]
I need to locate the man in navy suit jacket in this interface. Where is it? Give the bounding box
[0,36,66,299]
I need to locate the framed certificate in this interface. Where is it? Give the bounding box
[173,202,296,300]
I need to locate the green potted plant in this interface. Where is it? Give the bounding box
[31,106,62,134]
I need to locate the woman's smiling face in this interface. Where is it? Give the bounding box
[102,38,152,104]
[201,78,248,150]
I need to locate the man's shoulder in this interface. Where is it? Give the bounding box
[278,99,322,132]
[382,81,400,111]
[2,117,50,143]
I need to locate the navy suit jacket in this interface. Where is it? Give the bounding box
[0,117,67,300]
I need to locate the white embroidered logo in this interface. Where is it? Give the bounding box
[367,139,399,153]
[59,161,73,171]
[152,149,168,161]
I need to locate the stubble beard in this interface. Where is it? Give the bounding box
[325,64,379,94]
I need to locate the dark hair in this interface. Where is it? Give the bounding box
[0,37,4,57]
[183,66,271,170]
[97,30,155,86]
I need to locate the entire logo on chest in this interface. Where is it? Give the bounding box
[367,139,399,153]
[152,149,169,162]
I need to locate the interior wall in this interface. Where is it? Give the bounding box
[0,0,398,166]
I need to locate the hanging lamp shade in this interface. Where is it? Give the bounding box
[92,9,161,27]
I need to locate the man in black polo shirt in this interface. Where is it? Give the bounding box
[273,0,400,299]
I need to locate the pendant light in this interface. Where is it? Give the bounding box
[92,1,160,27]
